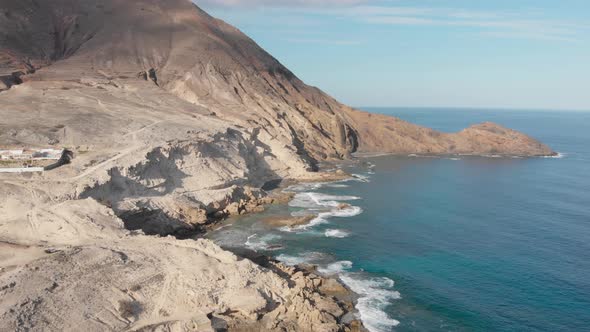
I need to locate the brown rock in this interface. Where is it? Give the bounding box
[338,203,351,210]
[269,192,296,205]
[346,109,554,156]
[182,207,208,225]
[261,215,315,227]
[319,278,350,298]
[259,197,275,205]
[225,202,241,215]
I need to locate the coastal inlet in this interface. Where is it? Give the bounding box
[207,163,402,332]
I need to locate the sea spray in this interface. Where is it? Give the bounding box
[245,233,282,251]
[288,192,361,209]
[317,260,353,274]
[339,273,401,332]
[325,183,350,188]
[210,162,393,330]
[542,152,566,159]
[285,191,363,230]
[325,229,350,238]
[351,174,371,182]
[314,259,401,332]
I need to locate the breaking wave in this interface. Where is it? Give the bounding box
[317,260,353,275]
[351,173,371,182]
[285,192,363,230]
[339,273,401,332]
[289,192,361,209]
[542,152,565,159]
[265,163,401,331]
[325,229,350,238]
[325,183,350,188]
[245,233,282,251]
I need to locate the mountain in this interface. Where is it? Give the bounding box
[0,1,553,331]
[0,0,553,160]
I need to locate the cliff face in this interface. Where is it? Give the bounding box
[0,0,359,163]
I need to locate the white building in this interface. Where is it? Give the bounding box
[0,148,63,161]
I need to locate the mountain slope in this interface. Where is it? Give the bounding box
[0,0,553,160]
[0,0,360,163]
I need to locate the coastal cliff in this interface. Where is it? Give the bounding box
[0,0,553,331]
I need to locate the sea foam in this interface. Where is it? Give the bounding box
[317,260,353,275]
[339,273,401,332]
[542,152,565,159]
[292,206,363,230]
[285,191,363,230]
[280,164,401,331]
[276,252,327,266]
[325,183,350,188]
[289,192,361,209]
[351,173,371,182]
[245,233,282,251]
[325,229,350,238]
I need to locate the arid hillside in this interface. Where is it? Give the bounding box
[0,0,553,160]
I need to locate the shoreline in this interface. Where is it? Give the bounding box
[0,170,366,331]
[203,166,375,331]
[215,244,366,331]
[353,151,560,159]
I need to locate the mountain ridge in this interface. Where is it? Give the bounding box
[0,0,553,161]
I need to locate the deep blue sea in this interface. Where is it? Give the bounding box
[208,108,590,331]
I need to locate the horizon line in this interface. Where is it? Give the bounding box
[356,106,590,113]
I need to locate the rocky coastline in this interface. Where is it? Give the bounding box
[198,170,366,331]
[0,167,366,332]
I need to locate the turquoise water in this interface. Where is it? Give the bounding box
[208,108,590,331]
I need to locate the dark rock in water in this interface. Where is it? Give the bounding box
[266,244,284,251]
[262,178,282,191]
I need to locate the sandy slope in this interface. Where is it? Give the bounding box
[0,199,357,332]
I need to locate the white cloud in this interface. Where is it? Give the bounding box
[300,5,586,42]
[285,37,361,45]
[348,7,585,41]
[196,1,588,42]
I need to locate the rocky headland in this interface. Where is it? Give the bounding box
[0,0,554,331]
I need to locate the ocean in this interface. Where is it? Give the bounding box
[207,108,590,331]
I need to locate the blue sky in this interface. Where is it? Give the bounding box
[196,0,590,111]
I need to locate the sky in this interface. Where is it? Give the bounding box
[196,0,590,111]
